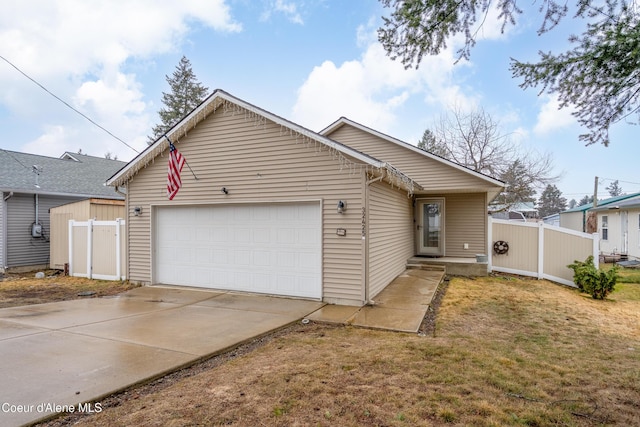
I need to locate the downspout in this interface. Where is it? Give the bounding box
[114,185,126,197]
[364,170,386,304]
[34,194,39,226]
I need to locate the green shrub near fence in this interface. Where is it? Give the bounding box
[567,256,618,299]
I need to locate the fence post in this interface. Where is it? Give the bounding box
[115,218,122,280]
[592,232,600,269]
[487,216,493,272]
[537,222,544,279]
[68,220,75,276]
[86,219,93,279]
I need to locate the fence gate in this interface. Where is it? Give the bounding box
[68,219,126,280]
[489,218,599,287]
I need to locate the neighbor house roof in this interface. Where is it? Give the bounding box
[562,192,640,213]
[107,89,422,194]
[320,117,505,190]
[0,149,126,198]
[590,196,640,212]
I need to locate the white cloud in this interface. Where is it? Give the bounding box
[22,125,78,158]
[292,26,477,136]
[0,0,240,160]
[261,0,304,24]
[534,96,576,134]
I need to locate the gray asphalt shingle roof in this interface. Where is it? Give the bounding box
[0,150,126,199]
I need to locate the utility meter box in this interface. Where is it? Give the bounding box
[31,223,42,238]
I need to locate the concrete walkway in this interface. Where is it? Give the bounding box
[307,269,444,332]
[0,287,323,427]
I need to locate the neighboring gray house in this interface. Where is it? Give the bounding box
[0,150,125,272]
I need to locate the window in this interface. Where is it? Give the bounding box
[602,215,608,241]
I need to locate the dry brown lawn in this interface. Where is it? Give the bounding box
[0,270,138,308]
[28,273,640,427]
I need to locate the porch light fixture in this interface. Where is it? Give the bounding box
[133,207,142,216]
[337,200,346,214]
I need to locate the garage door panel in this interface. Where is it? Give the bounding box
[155,203,321,299]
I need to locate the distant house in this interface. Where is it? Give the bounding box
[0,150,126,272]
[542,213,560,227]
[559,192,640,233]
[489,202,538,222]
[591,198,640,260]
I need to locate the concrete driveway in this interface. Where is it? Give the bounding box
[0,286,324,427]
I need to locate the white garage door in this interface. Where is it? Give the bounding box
[155,202,321,299]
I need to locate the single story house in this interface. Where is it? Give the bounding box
[560,192,640,233]
[107,90,504,305]
[591,197,640,260]
[0,150,125,272]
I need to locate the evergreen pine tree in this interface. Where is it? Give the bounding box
[149,56,209,143]
[417,129,448,158]
[537,184,567,217]
[606,180,623,197]
[493,159,536,209]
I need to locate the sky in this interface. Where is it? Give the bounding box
[1,0,638,203]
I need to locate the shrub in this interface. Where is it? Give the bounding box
[567,256,618,299]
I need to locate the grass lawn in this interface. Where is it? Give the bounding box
[39,274,639,427]
[0,270,138,308]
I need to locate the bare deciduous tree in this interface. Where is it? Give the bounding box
[425,105,559,207]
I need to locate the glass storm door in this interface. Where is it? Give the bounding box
[417,199,444,256]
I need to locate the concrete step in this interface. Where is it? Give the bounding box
[406,263,446,271]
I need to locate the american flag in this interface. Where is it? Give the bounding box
[167,142,185,200]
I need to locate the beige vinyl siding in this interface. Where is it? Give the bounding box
[327,125,494,192]
[126,110,367,304]
[440,193,487,257]
[50,199,125,269]
[368,180,413,299]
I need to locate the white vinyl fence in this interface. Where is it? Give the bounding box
[489,218,599,287]
[68,219,126,280]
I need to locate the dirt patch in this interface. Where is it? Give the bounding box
[418,275,449,337]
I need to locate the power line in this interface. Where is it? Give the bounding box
[598,177,640,186]
[0,148,31,170]
[0,54,139,154]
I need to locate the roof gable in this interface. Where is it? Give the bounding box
[0,149,126,198]
[107,90,421,193]
[321,118,504,196]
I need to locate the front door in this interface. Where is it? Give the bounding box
[416,199,444,256]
